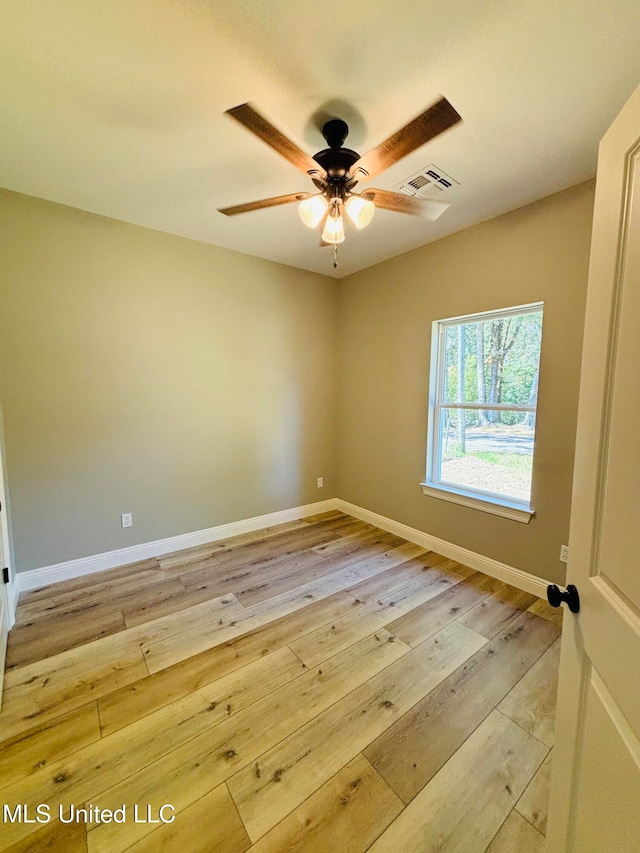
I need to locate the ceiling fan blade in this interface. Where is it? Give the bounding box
[351,97,462,180]
[218,192,310,216]
[363,189,450,220]
[226,103,325,178]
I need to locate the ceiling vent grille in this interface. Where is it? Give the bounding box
[395,164,459,199]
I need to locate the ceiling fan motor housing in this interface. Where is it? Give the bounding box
[313,147,360,180]
[313,118,360,180]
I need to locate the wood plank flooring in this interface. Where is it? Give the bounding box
[0,512,561,852]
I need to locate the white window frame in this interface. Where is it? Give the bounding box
[421,302,543,523]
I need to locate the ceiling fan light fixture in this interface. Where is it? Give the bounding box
[221,97,462,264]
[322,212,345,244]
[298,195,328,228]
[345,195,376,230]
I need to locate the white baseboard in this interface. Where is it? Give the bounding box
[335,499,548,599]
[13,496,548,603]
[15,499,339,596]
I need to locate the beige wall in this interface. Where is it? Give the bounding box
[337,182,595,584]
[0,190,338,572]
[0,182,594,582]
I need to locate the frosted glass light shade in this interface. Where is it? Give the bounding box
[322,213,345,244]
[345,195,375,229]
[298,195,328,228]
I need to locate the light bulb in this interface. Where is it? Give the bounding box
[321,212,345,244]
[345,195,375,229]
[298,195,328,229]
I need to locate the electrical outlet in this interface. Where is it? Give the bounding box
[317,477,324,488]
[560,545,569,563]
[121,512,133,529]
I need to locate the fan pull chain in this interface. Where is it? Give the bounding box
[333,243,338,269]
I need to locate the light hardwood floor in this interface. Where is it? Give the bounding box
[0,512,561,852]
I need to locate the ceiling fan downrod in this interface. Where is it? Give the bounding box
[322,119,349,148]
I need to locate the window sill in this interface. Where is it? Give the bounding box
[419,482,534,524]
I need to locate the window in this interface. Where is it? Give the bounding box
[422,303,543,522]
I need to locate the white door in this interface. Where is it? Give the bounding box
[0,501,9,709]
[0,540,8,709]
[0,429,13,709]
[546,83,640,852]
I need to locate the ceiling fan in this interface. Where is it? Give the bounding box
[218,97,462,264]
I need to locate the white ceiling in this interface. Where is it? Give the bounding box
[1,1,639,279]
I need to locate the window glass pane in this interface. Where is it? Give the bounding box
[437,407,534,502]
[443,312,543,407]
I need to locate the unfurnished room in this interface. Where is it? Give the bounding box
[0,2,639,852]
